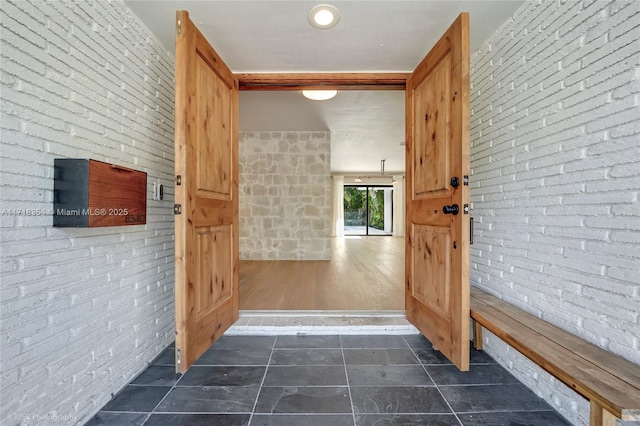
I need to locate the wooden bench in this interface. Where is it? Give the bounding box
[470,287,640,426]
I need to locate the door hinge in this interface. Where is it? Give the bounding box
[177,15,182,37]
[176,175,182,186]
[173,204,182,215]
[176,347,181,370]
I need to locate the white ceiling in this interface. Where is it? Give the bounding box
[125,0,524,173]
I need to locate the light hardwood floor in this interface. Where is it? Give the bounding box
[239,236,405,310]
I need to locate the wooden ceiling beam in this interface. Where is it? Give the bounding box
[236,73,409,90]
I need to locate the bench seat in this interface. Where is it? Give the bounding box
[470,286,640,426]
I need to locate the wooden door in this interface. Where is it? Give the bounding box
[405,13,471,371]
[174,11,239,373]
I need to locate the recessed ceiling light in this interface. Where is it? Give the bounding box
[302,90,338,101]
[308,4,340,30]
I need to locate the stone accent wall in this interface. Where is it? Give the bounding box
[239,131,331,260]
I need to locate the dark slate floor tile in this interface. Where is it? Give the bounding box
[440,384,552,413]
[415,349,453,365]
[251,414,355,426]
[341,335,409,349]
[343,349,419,365]
[426,364,519,386]
[195,348,271,366]
[151,348,175,366]
[254,386,352,414]
[346,365,434,386]
[90,334,571,426]
[415,346,496,365]
[355,414,461,426]
[275,335,341,348]
[130,365,179,386]
[458,410,572,425]
[469,349,496,364]
[155,385,259,413]
[212,336,276,351]
[402,334,435,350]
[144,413,250,425]
[177,366,265,387]
[84,412,148,426]
[269,349,344,366]
[100,386,171,412]
[263,365,347,386]
[351,386,452,414]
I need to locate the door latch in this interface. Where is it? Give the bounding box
[442,204,459,215]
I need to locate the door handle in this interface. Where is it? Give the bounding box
[470,217,474,244]
[442,204,459,215]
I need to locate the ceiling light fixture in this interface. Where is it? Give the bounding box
[302,89,338,101]
[308,4,340,30]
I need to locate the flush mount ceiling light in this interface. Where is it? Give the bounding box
[308,4,340,29]
[302,89,338,101]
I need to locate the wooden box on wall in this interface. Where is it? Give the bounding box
[54,159,147,227]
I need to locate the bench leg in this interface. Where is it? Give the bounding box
[472,319,483,350]
[590,401,616,426]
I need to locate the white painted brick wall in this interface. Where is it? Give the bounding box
[0,1,175,425]
[470,0,640,425]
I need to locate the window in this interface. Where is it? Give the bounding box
[343,186,393,236]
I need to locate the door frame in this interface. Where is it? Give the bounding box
[235,74,408,308]
[236,73,409,91]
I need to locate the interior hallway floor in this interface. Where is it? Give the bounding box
[86,334,571,426]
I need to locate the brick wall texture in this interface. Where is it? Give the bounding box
[239,131,332,260]
[2,0,639,425]
[470,0,639,424]
[0,0,175,424]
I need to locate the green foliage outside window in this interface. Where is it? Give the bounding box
[343,187,386,230]
[343,187,366,226]
[368,189,385,230]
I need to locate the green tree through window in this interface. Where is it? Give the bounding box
[343,186,389,232]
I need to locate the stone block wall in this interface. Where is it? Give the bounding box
[239,131,331,260]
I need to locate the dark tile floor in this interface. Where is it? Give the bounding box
[86,334,571,426]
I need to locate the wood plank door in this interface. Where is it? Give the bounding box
[174,10,239,374]
[405,13,471,371]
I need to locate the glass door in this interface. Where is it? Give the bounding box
[344,185,393,236]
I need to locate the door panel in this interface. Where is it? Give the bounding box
[405,13,471,371]
[175,10,239,374]
[195,54,233,200]
[413,55,450,199]
[412,224,451,317]
[195,225,233,317]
